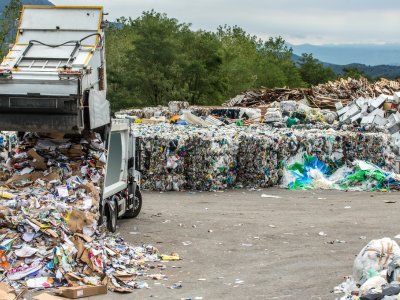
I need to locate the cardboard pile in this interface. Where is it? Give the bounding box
[0,132,173,298]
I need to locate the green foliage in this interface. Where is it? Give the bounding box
[298,53,335,87]
[342,66,364,79]
[101,11,352,110]
[0,0,22,60]
[124,10,188,107]
[216,25,259,99]
[179,30,224,105]
[105,17,139,111]
[106,10,225,110]
[256,37,305,89]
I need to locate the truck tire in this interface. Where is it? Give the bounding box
[125,189,142,218]
[107,197,118,233]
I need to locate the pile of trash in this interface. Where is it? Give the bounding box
[116,92,400,131]
[334,238,400,300]
[221,77,400,110]
[313,77,399,108]
[263,101,338,126]
[0,132,175,298]
[282,155,399,191]
[134,124,398,192]
[117,103,264,126]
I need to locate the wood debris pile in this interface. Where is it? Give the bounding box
[223,77,400,109]
[222,88,305,107]
[310,77,400,108]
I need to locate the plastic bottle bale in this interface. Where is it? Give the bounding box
[353,238,400,281]
[143,108,156,119]
[130,109,144,119]
[168,101,189,114]
[264,111,282,123]
[239,108,262,122]
[280,101,297,112]
[323,111,337,124]
[270,101,280,108]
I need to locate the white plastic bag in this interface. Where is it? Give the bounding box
[353,238,400,281]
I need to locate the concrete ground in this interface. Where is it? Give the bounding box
[29,188,400,300]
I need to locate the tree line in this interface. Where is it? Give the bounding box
[0,2,380,110]
[105,11,377,110]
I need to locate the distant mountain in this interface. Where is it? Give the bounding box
[0,0,54,16]
[287,42,400,66]
[291,53,400,80]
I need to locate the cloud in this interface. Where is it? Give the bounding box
[50,0,400,45]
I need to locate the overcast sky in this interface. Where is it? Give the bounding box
[51,0,399,45]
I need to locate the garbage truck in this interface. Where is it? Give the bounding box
[0,5,142,232]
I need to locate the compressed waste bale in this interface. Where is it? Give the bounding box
[280,101,297,112]
[168,101,189,114]
[264,110,282,123]
[133,124,399,191]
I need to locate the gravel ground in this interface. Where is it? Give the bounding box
[27,188,400,300]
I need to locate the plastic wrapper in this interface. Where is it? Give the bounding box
[359,276,387,296]
[386,256,400,283]
[334,278,359,295]
[0,131,172,293]
[360,283,400,300]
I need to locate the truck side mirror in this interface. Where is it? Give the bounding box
[13,19,19,28]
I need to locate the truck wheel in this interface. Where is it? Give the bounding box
[107,197,118,233]
[125,189,142,218]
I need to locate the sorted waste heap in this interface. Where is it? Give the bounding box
[0,132,175,298]
[133,124,399,192]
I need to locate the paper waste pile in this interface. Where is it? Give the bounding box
[133,124,399,192]
[0,132,175,298]
[334,238,400,300]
